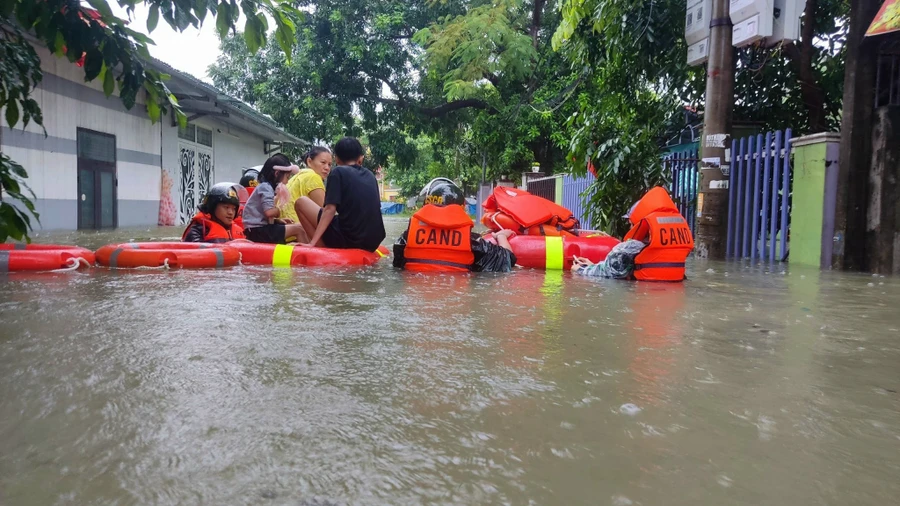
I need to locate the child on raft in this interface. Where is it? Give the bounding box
[294,137,386,252]
[393,178,517,272]
[182,182,246,243]
[241,154,311,244]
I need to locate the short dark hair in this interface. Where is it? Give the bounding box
[259,153,292,187]
[333,137,364,163]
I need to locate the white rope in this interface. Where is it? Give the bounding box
[131,258,171,270]
[51,257,91,273]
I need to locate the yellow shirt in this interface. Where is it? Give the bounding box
[280,169,326,223]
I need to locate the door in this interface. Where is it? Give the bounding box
[176,124,215,224]
[77,129,117,229]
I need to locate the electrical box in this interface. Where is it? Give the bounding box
[730,0,774,47]
[767,0,803,46]
[685,0,712,46]
[687,38,710,66]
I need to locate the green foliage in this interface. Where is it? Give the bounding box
[1,0,300,241]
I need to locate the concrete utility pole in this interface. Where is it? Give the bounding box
[695,0,735,260]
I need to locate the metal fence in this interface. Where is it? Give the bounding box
[561,174,595,227]
[726,129,793,261]
[526,176,557,202]
[663,150,700,233]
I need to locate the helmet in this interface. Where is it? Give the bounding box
[419,178,464,207]
[200,182,241,214]
[239,168,260,188]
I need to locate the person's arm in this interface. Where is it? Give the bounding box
[182,222,205,243]
[303,204,337,247]
[307,188,325,207]
[392,227,409,268]
[470,231,517,272]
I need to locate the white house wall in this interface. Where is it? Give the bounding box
[0,45,162,230]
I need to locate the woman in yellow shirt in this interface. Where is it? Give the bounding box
[280,146,333,224]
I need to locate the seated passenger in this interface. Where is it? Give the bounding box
[294,137,386,252]
[280,146,333,224]
[393,179,517,272]
[182,182,245,243]
[242,154,310,244]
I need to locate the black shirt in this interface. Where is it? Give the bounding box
[393,229,517,272]
[324,164,386,252]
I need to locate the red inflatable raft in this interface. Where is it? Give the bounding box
[486,233,620,270]
[0,244,95,272]
[95,242,240,269]
[229,240,389,267]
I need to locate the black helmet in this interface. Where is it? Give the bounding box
[200,182,241,214]
[420,178,465,207]
[239,168,259,188]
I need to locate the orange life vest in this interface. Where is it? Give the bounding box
[482,187,579,235]
[181,212,245,243]
[404,204,475,272]
[623,187,693,281]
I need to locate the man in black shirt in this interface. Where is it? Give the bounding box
[296,137,386,252]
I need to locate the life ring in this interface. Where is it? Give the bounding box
[0,244,95,272]
[485,233,620,270]
[229,240,389,267]
[95,242,240,269]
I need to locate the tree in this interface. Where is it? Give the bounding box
[553,0,848,235]
[1,0,301,241]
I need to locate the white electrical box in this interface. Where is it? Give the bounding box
[767,0,803,46]
[687,38,710,66]
[685,0,712,46]
[730,0,774,47]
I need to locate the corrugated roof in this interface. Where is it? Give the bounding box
[148,58,307,146]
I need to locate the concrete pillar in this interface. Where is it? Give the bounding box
[790,133,841,269]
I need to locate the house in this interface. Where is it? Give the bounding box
[1,41,304,231]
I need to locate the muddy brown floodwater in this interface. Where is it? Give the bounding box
[1,217,899,505]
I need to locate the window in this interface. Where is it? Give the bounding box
[196,126,213,147]
[77,129,116,163]
[178,123,196,142]
[697,7,703,22]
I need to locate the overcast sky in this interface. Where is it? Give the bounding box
[110,4,227,82]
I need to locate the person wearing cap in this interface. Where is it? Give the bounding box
[239,168,260,195]
[241,154,310,244]
[393,178,518,272]
[181,182,246,243]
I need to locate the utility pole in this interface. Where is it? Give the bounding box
[695,0,735,260]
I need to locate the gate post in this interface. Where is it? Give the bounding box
[790,133,841,268]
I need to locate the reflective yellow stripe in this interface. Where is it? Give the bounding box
[545,236,564,270]
[376,248,386,257]
[272,244,294,267]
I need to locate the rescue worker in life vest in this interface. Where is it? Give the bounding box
[182,182,246,243]
[573,186,693,281]
[394,179,518,272]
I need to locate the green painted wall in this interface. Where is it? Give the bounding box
[555,176,563,205]
[790,142,828,267]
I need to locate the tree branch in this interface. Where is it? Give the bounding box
[349,94,499,117]
[531,0,547,49]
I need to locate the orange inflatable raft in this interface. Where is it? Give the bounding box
[485,233,620,270]
[95,242,240,269]
[228,240,389,267]
[0,244,95,272]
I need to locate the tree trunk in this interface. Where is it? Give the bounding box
[784,0,828,132]
[833,0,883,270]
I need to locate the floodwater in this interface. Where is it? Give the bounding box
[2,217,900,505]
